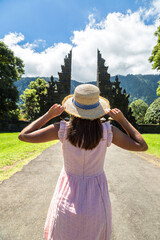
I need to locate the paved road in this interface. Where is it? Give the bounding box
[106,146,160,240]
[0,142,160,240]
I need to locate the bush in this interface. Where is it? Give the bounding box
[144,98,160,124]
[130,99,148,124]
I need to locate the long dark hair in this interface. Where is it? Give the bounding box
[66,117,103,150]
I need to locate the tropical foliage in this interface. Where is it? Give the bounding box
[144,98,160,124]
[0,42,24,120]
[149,25,160,71]
[130,99,148,124]
[20,78,48,120]
[149,24,160,98]
[157,81,160,96]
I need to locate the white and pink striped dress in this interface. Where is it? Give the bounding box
[44,120,113,240]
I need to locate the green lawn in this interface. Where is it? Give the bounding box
[142,134,160,158]
[0,133,159,182]
[0,132,58,181]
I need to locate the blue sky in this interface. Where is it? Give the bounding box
[0,0,155,49]
[0,0,159,80]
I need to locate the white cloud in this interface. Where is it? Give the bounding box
[142,0,160,20]
[1,1,159,83]
[1,32,72,77]
[2,32,24,46]
[72,8,159,82]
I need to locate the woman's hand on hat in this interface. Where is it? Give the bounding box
[106,108,125,123]
[47,104,65,119]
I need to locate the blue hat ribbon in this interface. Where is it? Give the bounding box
[72,98,100,110]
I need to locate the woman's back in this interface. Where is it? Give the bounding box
[59,120,113,177]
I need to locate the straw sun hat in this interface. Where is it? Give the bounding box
[62,84,110,120]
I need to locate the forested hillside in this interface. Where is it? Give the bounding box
[111,74,159,105]
[15,74,159,105]
[15,77,58,96]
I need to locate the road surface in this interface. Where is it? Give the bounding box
[0,142,160,240]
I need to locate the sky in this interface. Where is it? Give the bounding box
[0,0,160,82]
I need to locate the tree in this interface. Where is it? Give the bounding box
[129,99,148,124]
[149,24,160,98]
[149,25,160,71]
[20,78,48,120]
[0,42,24,120]
[21,89,39,120]
[157,81,160,96]
[144,98,160,124]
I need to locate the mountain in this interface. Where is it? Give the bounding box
[14,77,58,97]
[15,74,159,105]
[110,74,159,105]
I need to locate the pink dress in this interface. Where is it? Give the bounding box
[44,120,113,240]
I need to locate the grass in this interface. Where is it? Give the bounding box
[142,134,160,158]
[0,133,159,182]
[0,132,58,182]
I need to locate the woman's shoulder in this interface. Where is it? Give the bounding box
[59,120,70,127]
[102,121,113,147]
[102,120,112,130]
[58,120,70,142]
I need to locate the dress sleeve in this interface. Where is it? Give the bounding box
[58,120,67,143]
[104,121,113,147]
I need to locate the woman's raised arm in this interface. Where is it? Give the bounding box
[18,104,65,143]
[106,108,148,151]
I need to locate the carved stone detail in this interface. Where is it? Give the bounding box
[97,50,134,122]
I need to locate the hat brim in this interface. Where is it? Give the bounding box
[62,95,110,119]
